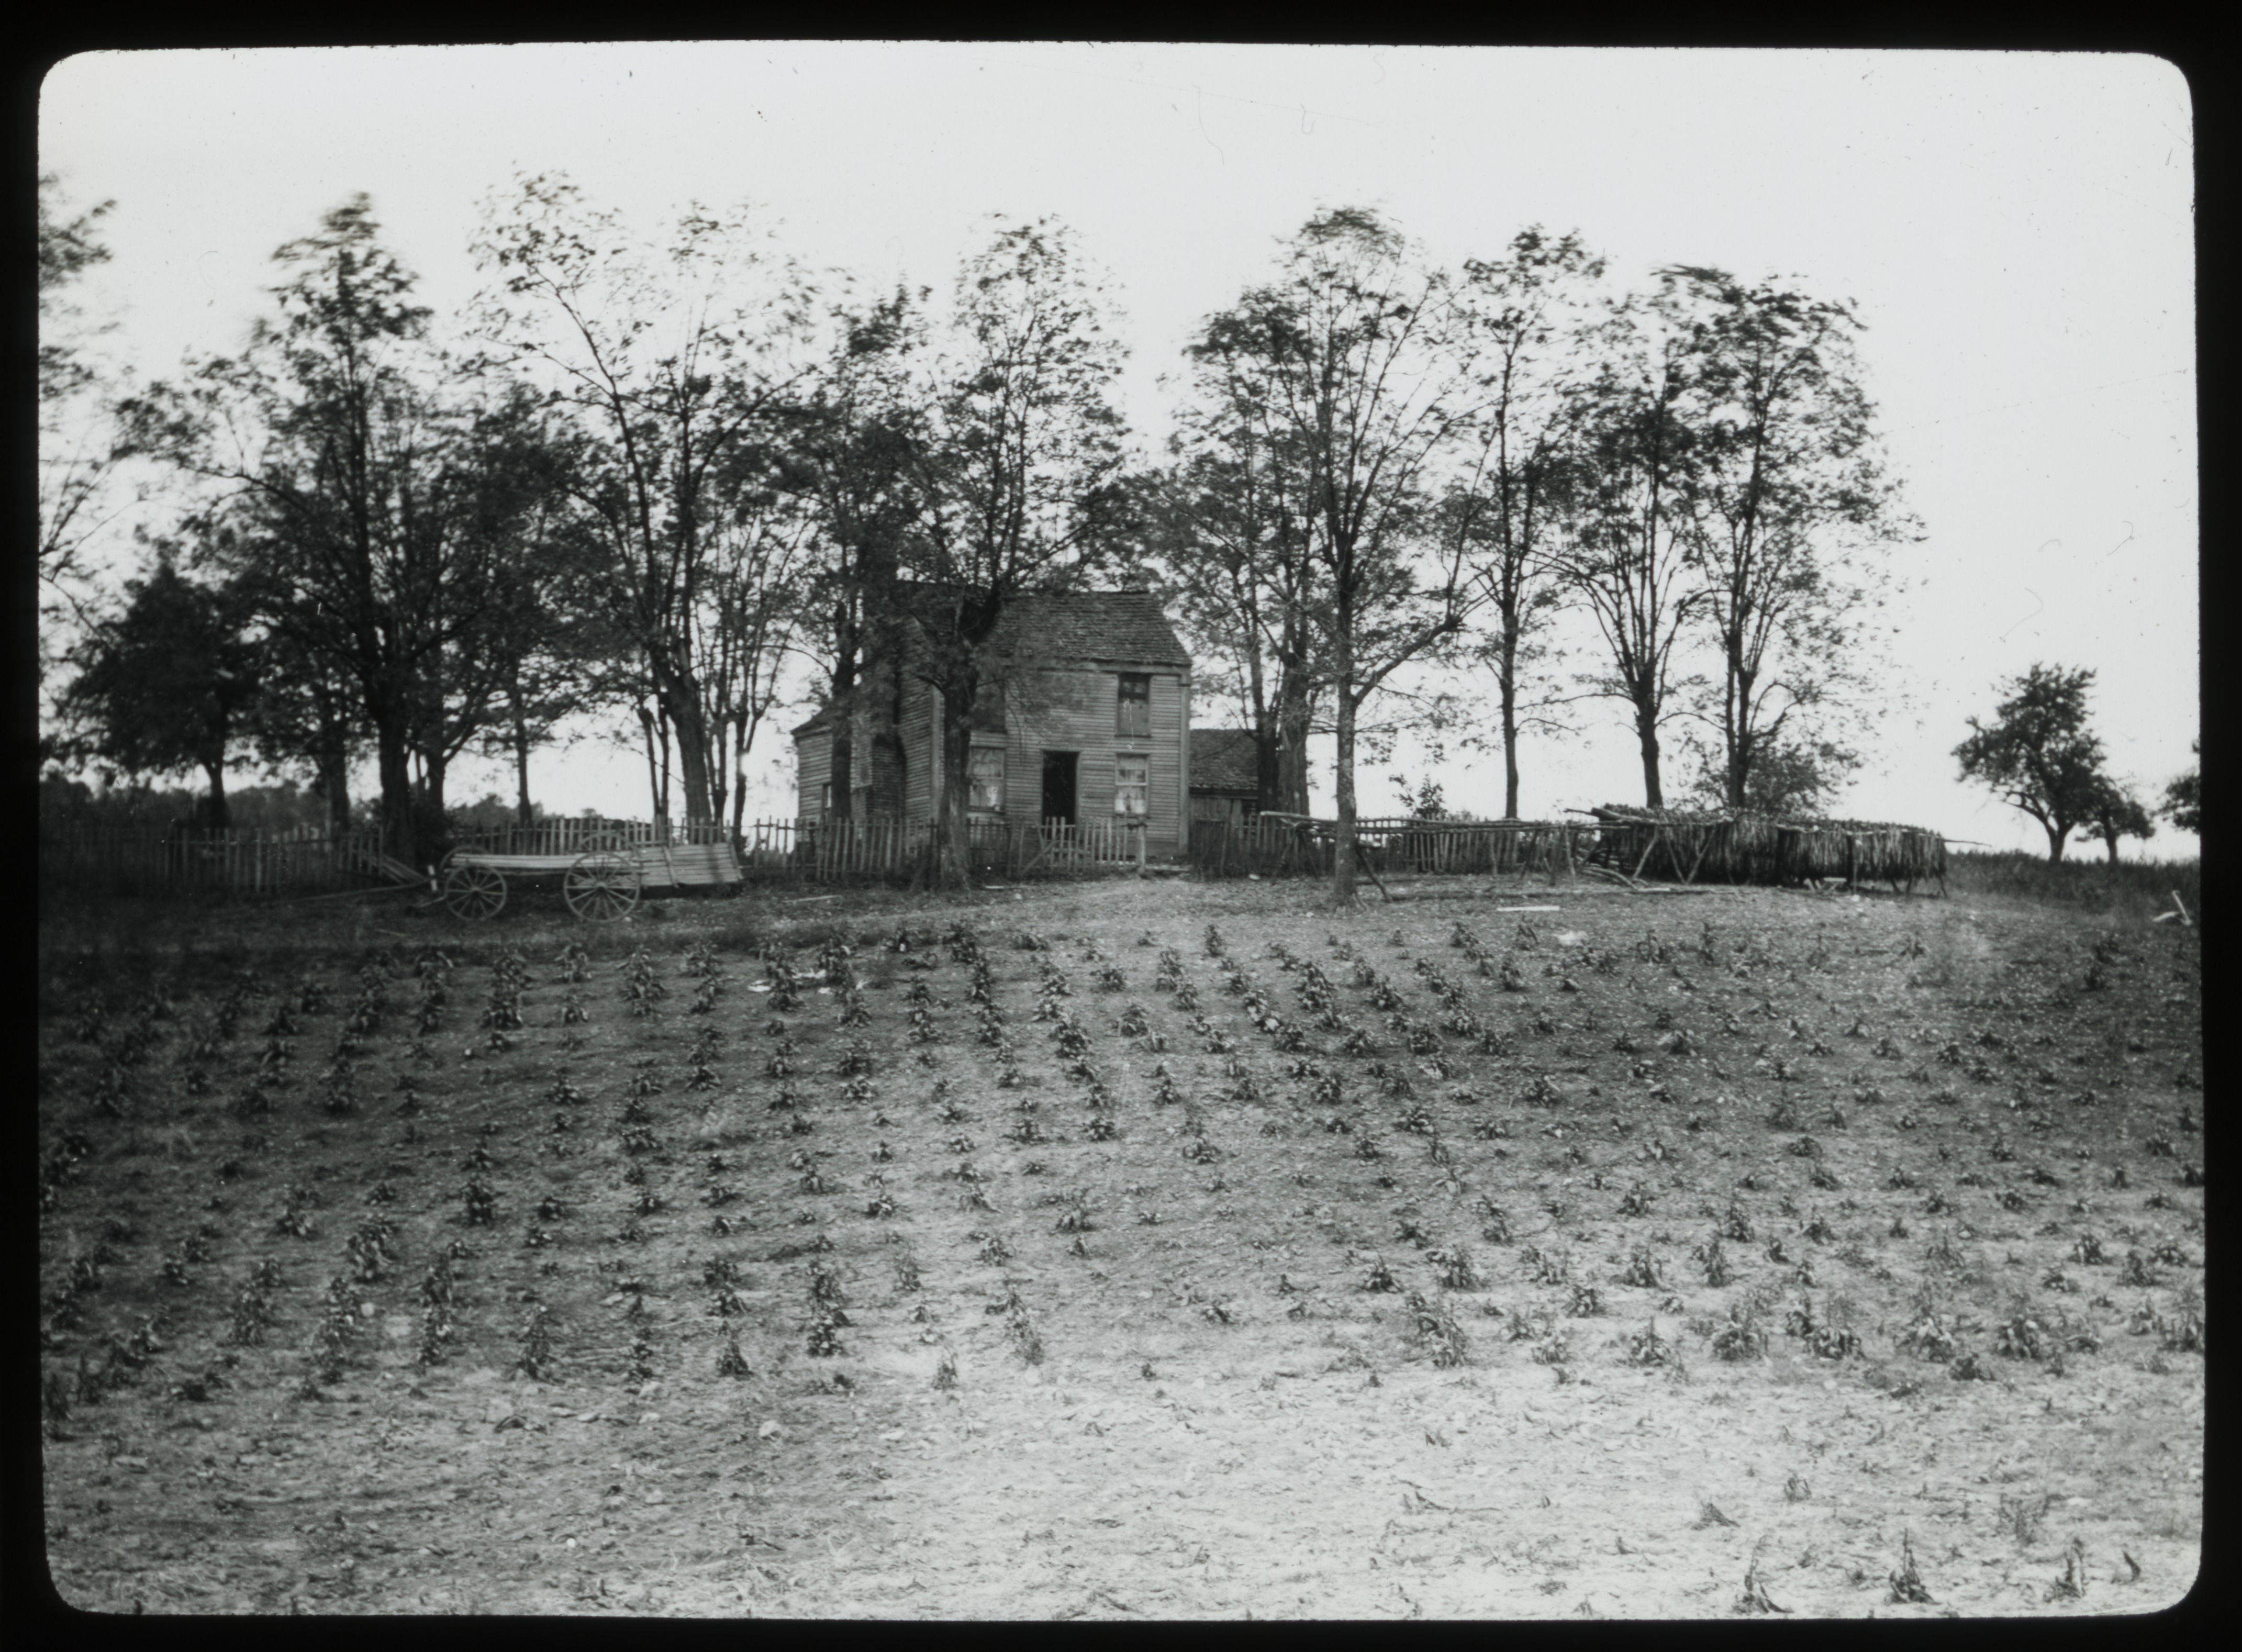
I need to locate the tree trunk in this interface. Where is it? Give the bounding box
[201,760,230,831]
[656,690,718,828]
[424,748,448,823]
[638,704,662,825]
[2102,831,2121,866]
[316,748,351,834]
[1276,678,1313,817]
[374,716,416,867]
[1499,645,1521,819]
[313,687,353,833]
[935,683,975,887]
[2045,823,2069,863]
[828,632,857,825]
[1331,581,1358,905]
[1636,700,1665,809]
[511,687,534,828]
[1332,687,1358,905]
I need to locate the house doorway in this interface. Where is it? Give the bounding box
[1040,751,1078,825]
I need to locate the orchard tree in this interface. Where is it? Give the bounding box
[909,217,1134,885]
[1953,663,2114,862]
[2085,778,2156,865]
[2161,740,2200,834]
[1663,267,1915,812]
[60,549,260,828]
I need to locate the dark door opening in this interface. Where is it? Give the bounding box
[1040,751,1078,825]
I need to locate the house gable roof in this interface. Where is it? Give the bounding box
[897,582,1191,669]
[1190,729,1260,795]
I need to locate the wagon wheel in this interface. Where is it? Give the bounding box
[565,849,641,922]
[441,857,508,921]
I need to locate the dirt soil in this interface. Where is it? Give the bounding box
[37,875,2204,1617]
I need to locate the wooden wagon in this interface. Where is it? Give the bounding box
[434,838,743,921]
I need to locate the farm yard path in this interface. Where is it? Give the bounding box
[40,876,2202,1616]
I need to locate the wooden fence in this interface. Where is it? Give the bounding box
[40,824,399,897]
[40,811,1177,900]
[1189,815,1591,884]
[1586,806,1947,891]
[750,817,1151,882]
[447,817,735,857]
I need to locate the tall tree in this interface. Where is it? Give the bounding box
[1661,268,1915,811]
[790,284,934,827]
[470,174,817,831]
[909,217,1133,884]
[239,597,363,832]
[37,173,130,675]
[59,549,260,827]
[122,196,573,865]
[1450,228,1603,819]
[1201,208,1490,902]
[1156,325,1324,817]
[1555,283,1705,808]
[1953,663,2113,863]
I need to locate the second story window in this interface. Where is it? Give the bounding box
[1117,672,1151,739]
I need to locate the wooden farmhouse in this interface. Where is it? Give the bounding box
[791,587,1196,858]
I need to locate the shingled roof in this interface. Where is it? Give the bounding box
[895,583,1191,669]
[1190,729,1261,795]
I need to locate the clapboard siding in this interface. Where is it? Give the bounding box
[901,682,938,823]
[795,662,1187,858]
[796,730,831,819]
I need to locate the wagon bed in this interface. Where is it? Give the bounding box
[436,839,741,921]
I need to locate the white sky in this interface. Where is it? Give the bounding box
[39,43,2199,856]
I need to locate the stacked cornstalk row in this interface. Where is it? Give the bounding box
[1588,806,1945,890]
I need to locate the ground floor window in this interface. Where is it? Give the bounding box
[1114,753,1148,817]
[968,744,1006,813]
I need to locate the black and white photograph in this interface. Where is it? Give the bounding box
[36,41,2201,1617]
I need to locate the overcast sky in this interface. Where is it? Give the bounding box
[39,43,2199,855]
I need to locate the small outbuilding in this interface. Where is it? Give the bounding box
[1188,729,1262,832]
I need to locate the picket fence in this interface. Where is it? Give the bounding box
[40,813,1163,897]
[40,823,400,896]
